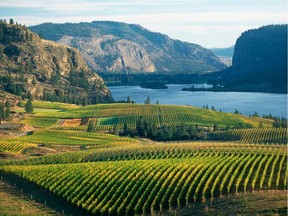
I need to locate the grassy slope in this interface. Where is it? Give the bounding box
[164,190,287,216]
[0,180,58,216]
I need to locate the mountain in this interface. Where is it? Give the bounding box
[30,21,227,73]
[211,46,234,58]
[210,46,234,67]
[0,22,113,104]
[223,24,287,93]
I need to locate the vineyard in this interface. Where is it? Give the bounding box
[0,101,287,215]
[31,103,272,129]
[13,129,140,146]
[0,140,37,153]
[1,149,287,216]
[209,128,287,144]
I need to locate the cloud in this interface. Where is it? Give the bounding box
[1,0,286,47]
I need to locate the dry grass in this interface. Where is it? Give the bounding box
[164,190,288,216]
[0,180,59,216]
[61,118,82,126]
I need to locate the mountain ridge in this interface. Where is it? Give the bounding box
[0,22,113,104]
[218,24,287,93]
[30,21,227,73]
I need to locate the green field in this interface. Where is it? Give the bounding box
[17,102,274,130]
[0,101,286,215]
[1,148,286,215]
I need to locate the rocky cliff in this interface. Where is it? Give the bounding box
[223,25,287,93]
[0,22,113,103]
[30,21,227,73]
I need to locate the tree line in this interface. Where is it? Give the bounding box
[97,116,253,141]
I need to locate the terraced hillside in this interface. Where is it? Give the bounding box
[17,101,273,131]
[0,101,286,215]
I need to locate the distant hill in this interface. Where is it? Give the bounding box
[30,21,227,73]
[0,21,113,104]
[211,46,234,58]
[221,25,287,93]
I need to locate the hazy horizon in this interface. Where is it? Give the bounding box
[0,0,287,48]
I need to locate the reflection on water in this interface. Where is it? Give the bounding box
[109,84,287,118]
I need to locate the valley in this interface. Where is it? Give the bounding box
[0,9,287,216]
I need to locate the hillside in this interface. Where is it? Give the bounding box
[0,21,113,104]
[0,101,287,215]
[211,46,234,66]
[225,25,287,93]
[30,21,227,73]
[211,46,234,58]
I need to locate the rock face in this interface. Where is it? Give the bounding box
[30,21,227,73]
[227,25,287,92]
[0,22,113,103]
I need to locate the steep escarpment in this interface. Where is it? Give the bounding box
[224,25,287,93]
[30,21,227,73]
[0,22,113,103]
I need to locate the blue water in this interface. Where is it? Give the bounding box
[109,84,287,118]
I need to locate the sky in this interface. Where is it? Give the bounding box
[0,0,287,48]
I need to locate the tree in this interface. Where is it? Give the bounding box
[0,104,4,124]
[113,124,119,136]
[87,119,96,132]
[32,77,36,85]
[144,96,151,104]
[180,123,189,139]
[82,97,87,106]
[127,96,131,103]
[136,116,145,136]
[234,109,240,114]
[213,124,219,131]
[188,125,197,139]
[27,91,33,101]
[252,111,259,117]
[4,100,10,119]
[211,106,216,111]
[258,121,264,128]
[9,18,14,25]
[25,99,33,114]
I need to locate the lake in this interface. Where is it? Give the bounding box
[109,84,287,118]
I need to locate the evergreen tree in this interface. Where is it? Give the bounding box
[180,122,189,139]
[147,122,157,139]
[213,124,219,131]
[258,121,264,128]
[25,99,33,113]
[82,97,87,106]
[32,77,36,85]
[27,91,33,101]
[9,18,14,25]
[136,116,145,136]
[234,109,240,114]
[144,96,151,104]
[4,100,10,119]
[0,104,4,124]
[188,125,197,139]
[123,123,129,136]
[87,119,96,132]
[127,96,131,103]
[113,124,119,136]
